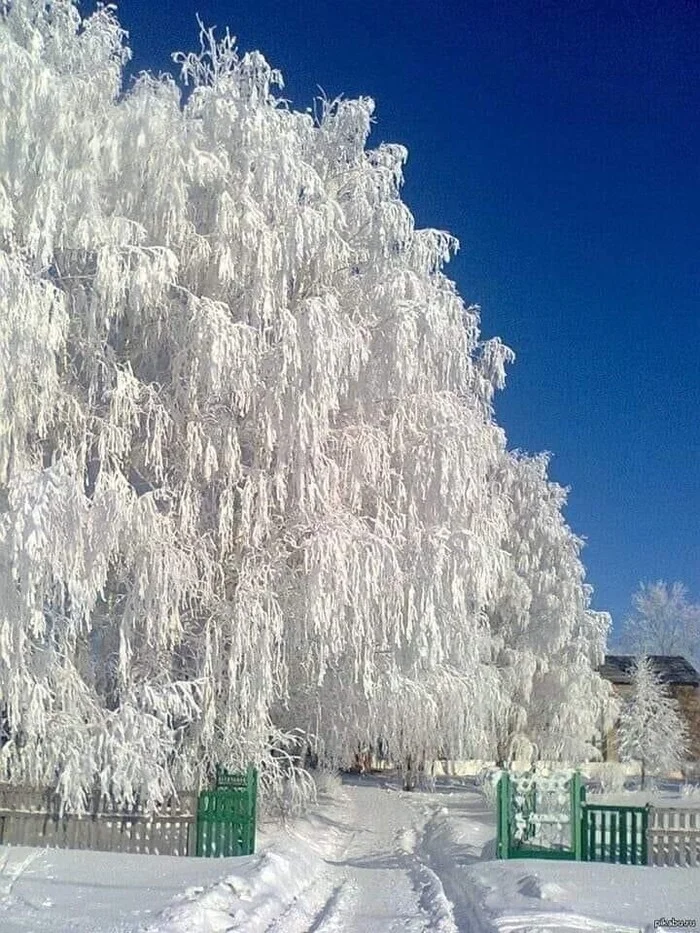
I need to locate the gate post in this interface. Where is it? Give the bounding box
[570,771,584,860]
[247,766,258,855]
[497,771,511,859]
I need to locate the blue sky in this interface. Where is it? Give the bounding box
[108,0,699,633]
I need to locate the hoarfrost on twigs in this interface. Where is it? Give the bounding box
[0,0,610,810]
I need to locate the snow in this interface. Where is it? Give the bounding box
[1,774,698,932]
[463,861,698,932]
[0,845,234,932]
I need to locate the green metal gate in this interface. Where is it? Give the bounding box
[196,766,258,857]
[582,803,648,865]
[497,770,584,860]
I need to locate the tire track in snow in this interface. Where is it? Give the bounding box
[262,825,359,933]
[306,880,356,932]
[263,877,355,933]
[407,802,494,933]
[410,858,459,933]
[0,849,40,900]
[394,826,459,933]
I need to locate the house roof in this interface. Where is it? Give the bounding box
[599,654,700,687]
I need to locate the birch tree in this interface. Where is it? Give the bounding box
[620,582,700,672]
[0,0,610,810]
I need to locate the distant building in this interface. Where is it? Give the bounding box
[597,655,700,762]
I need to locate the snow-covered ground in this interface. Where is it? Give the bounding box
[589,778,700,809]
[1,773,698,932]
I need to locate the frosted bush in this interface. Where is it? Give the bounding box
[596,763,627,795]
[476,767,502,810]
[313,769,343,798]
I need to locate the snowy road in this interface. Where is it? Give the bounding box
[261,781,457,933]
[2,775,700,932]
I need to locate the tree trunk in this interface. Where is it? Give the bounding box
[403,755,415,791]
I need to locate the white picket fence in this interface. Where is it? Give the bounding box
[648,807,700,867]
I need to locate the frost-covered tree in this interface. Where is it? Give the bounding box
[0,0,610,811]
[617,656,690,788]
[620,582,700,672]
[486,453,612,764]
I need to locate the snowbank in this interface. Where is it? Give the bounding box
[148,783,352,932]
[411,776,700,933]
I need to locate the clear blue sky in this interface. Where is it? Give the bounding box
[105,0,699,633]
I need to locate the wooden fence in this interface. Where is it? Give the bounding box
[0,785,198,856]
[648,807,700,867]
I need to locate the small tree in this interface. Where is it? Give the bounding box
[617,656,689,789]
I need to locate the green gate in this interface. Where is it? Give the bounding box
[496,770,649,866]
[582,803,648,865]
[497,770,584,860]
[196,765,258,857]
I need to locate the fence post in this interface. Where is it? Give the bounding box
[619,806,628,864]
[497,771,510,860]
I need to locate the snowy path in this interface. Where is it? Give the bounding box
[261,781,457,933]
